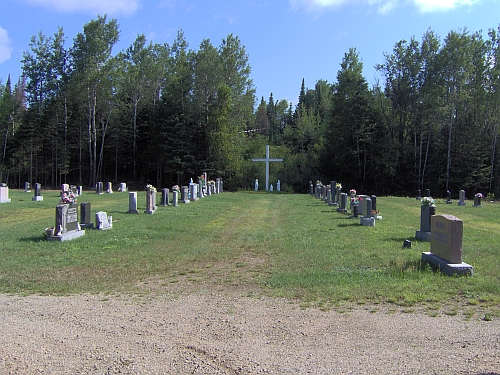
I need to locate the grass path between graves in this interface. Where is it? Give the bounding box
[0,190,499,319]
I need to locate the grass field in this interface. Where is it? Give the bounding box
[1,189,499,318]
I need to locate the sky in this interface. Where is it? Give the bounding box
[0,0,500,105]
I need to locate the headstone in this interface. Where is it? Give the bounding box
[473,193,483,208]
[161,188,170,206]
[106,182,113,193]
[352,205,359,218]
[61,183,70,193]
[360,197,375,226]
[425,189,431,198]
[270,184,273,192]
[145,191,155,214]
[458,190,466,206]
[24,182,31,192]
[70,185,78,196]
[215,179,220,194]
[77,186,83,196]
[32,183,43,201]
[47,203,85,242]
[173,190,179,206]
[370,195,377,212]
[309,181,313,195]
[80,202,93,229]
[152,190,158,210]
[96,211,112,230]
[96,182,103,194]
[198,181,203,198]
[181,186,190,203]
[415,204,436,241]
[118,182,127,192]
[277,180,281,192]
[416,189,422,200]
[127,192,138,214]
[190,183,198,201]
[422,214,473,275]
[358,195,369,217]
[219,178,223,193]
[255,179,259,191]
[0,185,11,203]
[446,190,452,204]
[337,193,348,214]
[251,145,283,191]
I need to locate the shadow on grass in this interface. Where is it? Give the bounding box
[388,258,428,272]
[19,235,45,243]
[337,222,360,228]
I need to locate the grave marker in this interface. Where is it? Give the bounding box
[96,211,112,230]
[251,145,283,191]
[127,192,138,214]
[32,183,43,201]
[458,190,466,206]
[80,202,93,228]
[47,203,85,242]
[0,184,11,203]
[422,214,473,275]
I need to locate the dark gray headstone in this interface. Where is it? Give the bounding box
[161,188,170,206]
[80,202,93,228]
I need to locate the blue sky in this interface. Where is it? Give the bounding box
[0,0,499,105]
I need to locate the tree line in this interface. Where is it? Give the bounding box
[1,16,500,198]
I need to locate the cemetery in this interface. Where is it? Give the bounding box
[0,183,497,317]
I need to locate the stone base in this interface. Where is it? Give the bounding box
[416,197,422,200]
[415,230,431,242]
[336,208,348,214]
[144,209,155,215]
[473,205,482,208]
[127,210,138,214]
[458,202,466,206]
[80,222,94,229]
[190,197,199,202]
[32,196,43,201]
[0,199,11,203]
[182,200,190,204]
[360,217,375,226]
[421,252,473,276]
[47,230,85,242]
[329,202,338,207]
[446,200,452,204]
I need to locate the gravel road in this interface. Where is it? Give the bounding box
[1,287,499,375]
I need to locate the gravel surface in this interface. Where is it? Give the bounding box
[1,289,499,374]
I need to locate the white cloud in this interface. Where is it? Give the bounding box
[25,0,139,15]
[0,27,13,64]
[412,0,478,13]
[290,0,480,13]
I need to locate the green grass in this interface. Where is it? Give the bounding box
[1,190,499,317]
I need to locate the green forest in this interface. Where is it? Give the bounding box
[1,15,500,197]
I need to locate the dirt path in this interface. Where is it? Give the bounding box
[1,288,499,375]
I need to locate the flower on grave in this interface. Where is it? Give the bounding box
[350,195,362,205]
[208,180,215,185]
[336,183,342,189]
[199,175,206,186]
[145,184,157,192]
[349,189,356,195]
[421,196,435,207]
[475,192,483,198]
[60,191,76,204]
[171,185,180,193]
[316,180,323,186]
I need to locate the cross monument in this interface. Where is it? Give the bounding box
[251,145,283,191]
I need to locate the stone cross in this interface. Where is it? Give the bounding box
[251,145,283,191]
